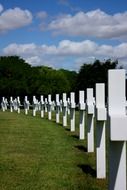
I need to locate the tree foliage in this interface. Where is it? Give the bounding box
[0,56,118,101]
[0,56,77,100]
[0,56,32,97]
[76,59,118,97]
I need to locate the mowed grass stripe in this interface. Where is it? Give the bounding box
[0,111,107,190]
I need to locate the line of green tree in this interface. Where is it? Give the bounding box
[0,56,118,101]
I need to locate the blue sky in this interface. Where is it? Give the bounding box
[0,0,127,70]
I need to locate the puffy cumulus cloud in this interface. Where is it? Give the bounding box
[3,43,58,56]
[3,40,127,69]
[3,43,40,56]
[25,55,57,68]
[3,40,97,57]
[113,43,127,58]
[25,56,42,66]
[48,9,127,39]
[57,40,98,56]
[0,4,3,13]
[0,7,32,32]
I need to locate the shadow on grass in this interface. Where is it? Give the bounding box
[78,164,96,177]
[75,145,87,152]
[65,128,70,131]
[59,122,64,126]
[71,134,79,139]
[52,120,63,127]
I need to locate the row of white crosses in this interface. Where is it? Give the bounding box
[1,96,21,113]
[0,69,126,190]
[95,69,126,190]
[1,95,58,116]
[54,69,127,190]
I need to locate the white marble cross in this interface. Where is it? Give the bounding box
[45,98,48,113]
[56,94,60,123]
[17,96,21,114]
[95,83,107,179]
[70,92,76,132]
[48,94,52,120]
[24,96,29,115]
[1,97,6,112]
[33,96,37,116]
[86,88,95,152]
[40,95,44,118]
[4,98,8,110]
[79,91,86,139]
[67,97,70,115]
[62,93,67,127]
[60,99,63,112]
[108,69,127,190]
[10,97,13,112]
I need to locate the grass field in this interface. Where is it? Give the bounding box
[0,110,107,190]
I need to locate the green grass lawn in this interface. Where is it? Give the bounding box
[0,110,107,190]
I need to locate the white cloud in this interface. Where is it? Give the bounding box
[3,43,39,56]
[47,9,127,39]
[3,40,97,57]
[25,56,41,66]
[3,40,127,70]
[0,4,3,13]
[113,43,127,58]
[0,7,32,32]
[36,11,47,19]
